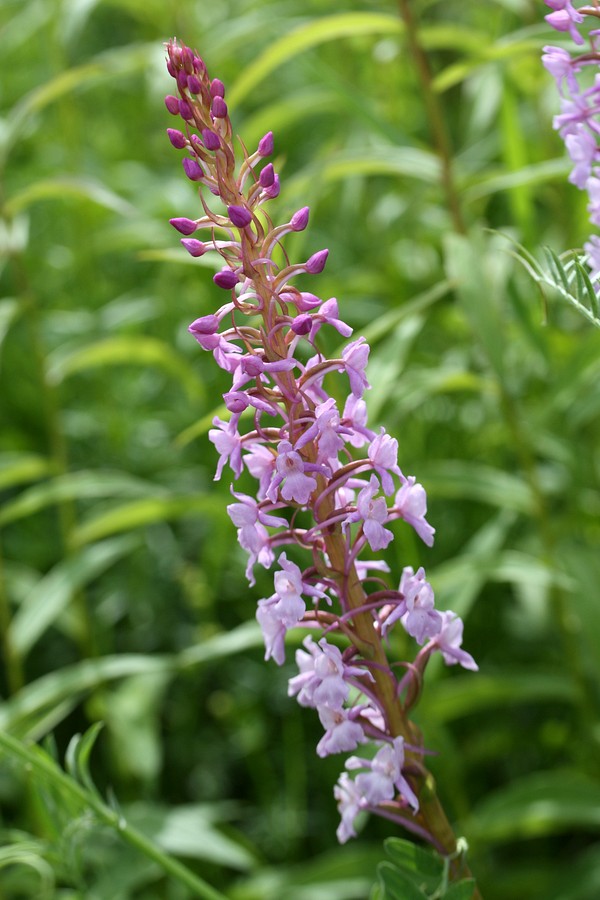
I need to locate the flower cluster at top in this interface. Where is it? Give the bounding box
[543,1,600,277]
[164,39,477,846]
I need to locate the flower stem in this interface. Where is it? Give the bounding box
[397,0,466,234]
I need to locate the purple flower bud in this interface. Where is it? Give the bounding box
[291,314,312,335]
[180,238,206,257]
[224,391,249,413]
[259,163,275,188]
[168,42,182,69]
[179,99,194,120]
[181,45,195,73]
[202,128,221,150]
[258,131,274,156]
[305,249,329,274]
[170,217,197,235]
[228,205,252,228]
[166,58,176,78]
[177,69,188,91]
[167,128,187,149]
[164,95,180,115]
[263,174,280,199]
[211,96,228,119]
[210,78,225,98]
[291,206,310,232]
[182,157,203,181]
[191,134,203,153]
[187,74,202,94]
[189,314,219,335]
[193,56,205,75]
[214,268,239,289]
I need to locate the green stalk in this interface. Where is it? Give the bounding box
[396,0,466,234]
[0,731,228,900]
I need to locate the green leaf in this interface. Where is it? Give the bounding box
[463,159,570,204]
[0,622,261,735]
[377,862,428,900]
[0,297,21,352]
[229,13,404,106]
[384,838,443,891]
[303,146,441,186]
[443,232,506,379]
[421,671,576,722]
[467,769,600,842]
[544,247,570,292]
[46,336,204,399]
[1,42,156,162]
[9,536,140,658]
[125,802,255,870]
[64,721,105,795]
[4,176,136,218]
[418,460,535,514]
[70,494,224,547]
[0,454,56,492]
[0,470,167,527]
[443,880,476,900]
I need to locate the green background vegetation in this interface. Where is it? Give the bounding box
[1,0,599,897]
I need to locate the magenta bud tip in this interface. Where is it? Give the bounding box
[214,269,239,289]
[202,128,221,151]
[259,163,275,188]
[210,78,225,98]
[179,99,194,120]
[167,128,187,149]
[291,314,312,335]
[291,206,310,232]
[189,314,219,334]
[181,238,206,257]
[170,217,197,235]
[305,249,329,274]
[211,96,228,119]
[164,94,180,115]
[228,205,252,228]
[182,157,203,181]
[258,131,274,156]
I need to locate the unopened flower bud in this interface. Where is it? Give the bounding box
[181,238,206,257]
[228,205,252,228]
[181,45,195,73]
[167,128,187,149]
[179,99,194,120]
[263,175,280,199]
[214,268,239,289]
[258,131,274,156]
[164,95,180,115]
[305,249,329,274]
[182,157,203,181]
[202,128,220,150]
[210,78,225,98]
[189,314,219,335]
[291,314,312,335]
[224,391,249,413]
[211,96,228,119]
[187,74,202,94]
[259,163,275,188]
[170,217,197,235]
[177,70,188,91]
[291,206,310,232]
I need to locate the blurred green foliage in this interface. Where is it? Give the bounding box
[0,0,599,897]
